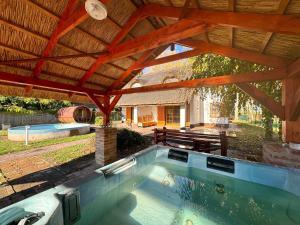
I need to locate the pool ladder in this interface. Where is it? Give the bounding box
[101,157,136,177]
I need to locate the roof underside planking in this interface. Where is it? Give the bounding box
[0,0,299,105]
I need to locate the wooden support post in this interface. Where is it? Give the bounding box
[204,141,211,154]
[282,77,300,143]
[220,131,228,156]
[154,128,158,144]
[163,127,167,145]
[193,139,200,152]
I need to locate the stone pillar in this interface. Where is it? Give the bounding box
[95,127,117,166]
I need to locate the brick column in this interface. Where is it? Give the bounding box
[95,127,117,166]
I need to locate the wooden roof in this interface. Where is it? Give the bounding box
[0,0,299,105]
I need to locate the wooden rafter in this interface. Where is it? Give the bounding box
[106,50,154,91]
[107,10,145,51]
[0,42,117,85]
[78,7,145,87]
[135,48,206,70]
[228,0,235,47]
[260,0,291,53]
[142,4,300,35]
[0,18,126,73]
[28,0,138,65]
[290,87,300,121]
[236,83,284,119]
[108,69,287,95]
[177,40,289,68]
[87,92,106,114]
[108,95,122,112]
[287,58,300,78]
[0,51,106,65]
[0,72,105,96]
[78,19,209,85]
[180,0,192,19]
[32,2,87,79]
[133,41,289,70]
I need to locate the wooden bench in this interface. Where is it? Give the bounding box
[154,127,229,156]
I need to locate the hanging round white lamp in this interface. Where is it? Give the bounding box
[85,0,108,20]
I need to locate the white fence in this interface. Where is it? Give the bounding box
[0,113,58,129]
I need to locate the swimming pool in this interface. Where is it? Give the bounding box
[1,145,300,225]
[8,123,90,141]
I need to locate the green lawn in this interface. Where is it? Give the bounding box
[228,122,279,161]
[42,139,95,164]
[0,130,7,136]
[0,132,95,155]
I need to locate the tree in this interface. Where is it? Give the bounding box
[191,54,282,139]
[0,96,72,114]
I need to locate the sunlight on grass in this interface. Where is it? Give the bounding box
[0,132,95,155]
[0,130,7,136]
[42,139,95,164]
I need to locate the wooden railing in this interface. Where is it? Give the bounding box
[154,127,229,156]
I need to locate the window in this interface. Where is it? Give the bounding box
[165,106,180,126]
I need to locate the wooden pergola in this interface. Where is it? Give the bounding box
[0,0,300,142]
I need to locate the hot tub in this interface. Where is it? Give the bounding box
[8,123,90,141]
[1,146,300,225]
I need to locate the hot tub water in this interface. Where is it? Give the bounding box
[82,162,300,225]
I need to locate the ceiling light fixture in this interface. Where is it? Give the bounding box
[85,0,108,20]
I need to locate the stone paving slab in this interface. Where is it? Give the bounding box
[0,152,97,209]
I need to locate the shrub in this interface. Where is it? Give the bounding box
[117,128,145,150]
[95,116,103,126]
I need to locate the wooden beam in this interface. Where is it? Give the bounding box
[236,83,284,119]
[0,72,105,96]
[108,68,287,95]
[0,51,106,65]
[290,87,300,121]
[180,0,192,19]
[228,0,235,48]
[108,95,122,112]
[107,9,145,51]
[136,40,289,69]
[32,2,86,79]
[79,8,145,86]
[287,58,300,78]
[142,4,300,35]
[260,0,291,53]
[135,48,205,70]
[79,20,209,84]
[106,50,154,91]
[87,93,106,114]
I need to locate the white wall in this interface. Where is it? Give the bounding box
[180,105,186,128]
[152,106,158,121]
[133,107,138,124]
[190,94,205,125]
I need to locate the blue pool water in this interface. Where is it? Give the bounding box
[8,123,90,134]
